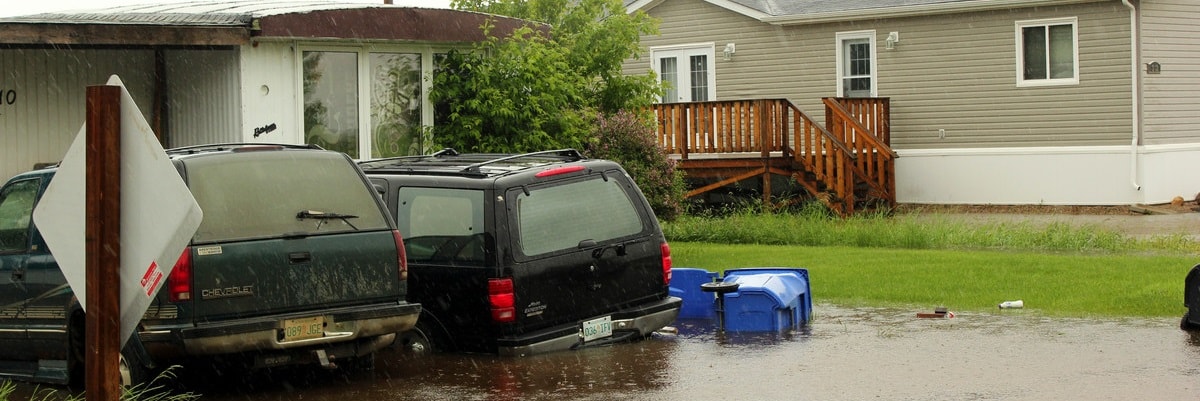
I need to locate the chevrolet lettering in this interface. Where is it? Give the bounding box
[201,286,254,300]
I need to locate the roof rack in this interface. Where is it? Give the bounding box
[166,143,322,155]
[460,149,583,173]
[357,148,460,169]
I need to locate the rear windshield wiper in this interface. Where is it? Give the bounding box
[297,209,359,230]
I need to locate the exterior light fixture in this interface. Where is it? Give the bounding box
[885,32,899,50]
[723,43,735,60]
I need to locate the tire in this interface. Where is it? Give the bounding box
[393,324,434,357]
[1183,311,1200,331]
[118,350,149,388]
[67,311,152,388]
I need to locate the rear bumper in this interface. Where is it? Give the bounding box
[496,296,681,357]
[140,301,420,360]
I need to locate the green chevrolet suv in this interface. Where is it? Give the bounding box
[0,144,420,386]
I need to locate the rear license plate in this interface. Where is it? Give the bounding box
[581,316,613,342]
[282,316,325,342]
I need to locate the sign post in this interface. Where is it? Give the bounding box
[85,85,121,401]
[34,75,201,399]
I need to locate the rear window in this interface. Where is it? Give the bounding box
[187,151,390,243]
[395,187,487,265]
[514,174,644,257]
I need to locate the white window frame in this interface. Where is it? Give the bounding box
[835,30,878,97]
[1015,17,1079,87]
[649,43,717,103]
[295,43,449,159]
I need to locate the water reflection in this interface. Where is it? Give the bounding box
[11,304,1199,401]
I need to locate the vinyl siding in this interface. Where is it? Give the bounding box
[0,49,155,182]
[630,0,1132,150]
[1140,0,1200,145]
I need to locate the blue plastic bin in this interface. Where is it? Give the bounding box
[721,268,811,332]
[669,267,720,319]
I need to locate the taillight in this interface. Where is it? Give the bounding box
[534,165,585,178]
[661,242,673,286]
[488,278,515,323]
[392,230,408,281]
[168,247,192,302]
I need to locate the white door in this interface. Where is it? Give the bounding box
[652,46,715,103]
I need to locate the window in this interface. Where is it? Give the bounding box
[651,44,716,103]
[836,31,876,98]
[303,51,360,157]
[187,152,390,243]
[395,187,487,265]
[514,176,643,257]
[302,48,432,159]
[1016,18,1078,86]
[0,178,39,253]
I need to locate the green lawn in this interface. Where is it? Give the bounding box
[671,242,1193,318]
[663,207,1198,319]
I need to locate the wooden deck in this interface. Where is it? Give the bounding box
[649,98,896,216]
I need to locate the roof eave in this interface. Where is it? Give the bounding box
[760,0,1109,25]
[628,0,770,20]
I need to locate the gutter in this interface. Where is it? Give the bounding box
[1123,0,1141,191]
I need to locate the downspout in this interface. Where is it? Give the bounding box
[1123,0,1141,192]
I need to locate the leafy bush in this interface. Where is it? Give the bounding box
[584,110,686,221]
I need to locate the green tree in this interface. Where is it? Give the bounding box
[434,0,686,220]
[432,0,662,152]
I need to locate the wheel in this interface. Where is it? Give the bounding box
[393,324,434,357]
[67,311,152,389]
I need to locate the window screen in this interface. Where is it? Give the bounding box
[515,175,643,257]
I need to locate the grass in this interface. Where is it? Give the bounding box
[0,367,198,401]
[663,204,1199,318]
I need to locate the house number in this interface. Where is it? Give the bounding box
[0,90,14,107]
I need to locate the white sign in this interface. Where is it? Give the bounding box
[32,75,203,346]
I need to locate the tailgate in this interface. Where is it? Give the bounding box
[514,237,664,330]
[189,231,400,319]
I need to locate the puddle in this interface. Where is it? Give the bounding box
[12,304,1200,400]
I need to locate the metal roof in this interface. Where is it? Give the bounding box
[0,0,539,47]
[0,1,439,26]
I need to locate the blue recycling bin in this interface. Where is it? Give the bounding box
[721,268,811,332]
[669,267,720,319]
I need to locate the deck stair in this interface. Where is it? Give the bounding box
[649,98,896,216]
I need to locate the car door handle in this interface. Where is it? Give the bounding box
[288,252,312,264]
[11,270,24,281]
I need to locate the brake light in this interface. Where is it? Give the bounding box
[534,165,585,178]
[661,242,673,286]
[168,247,192,302]
[488,278,516,323]
[392,230,408,281]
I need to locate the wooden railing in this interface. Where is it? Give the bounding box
[824,97,897,209]
[649,98,894,215]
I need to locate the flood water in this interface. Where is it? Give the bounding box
[13,304,1200,400]
[171,304,1200,401]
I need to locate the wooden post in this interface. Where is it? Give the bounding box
[85,85,121,401]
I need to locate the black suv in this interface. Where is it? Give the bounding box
[0,144,420,385]
[359,149,680,356]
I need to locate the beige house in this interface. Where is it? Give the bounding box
[624,0,1200,206]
